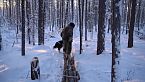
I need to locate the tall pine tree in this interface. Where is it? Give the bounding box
[97,0,106,55]
[21,0,25,56]
[38,0,45,45]
[111,0,121,82]
[128,0,137,48]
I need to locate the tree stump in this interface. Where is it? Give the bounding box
[31,57,40,80]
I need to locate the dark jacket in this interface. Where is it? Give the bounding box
[61,25,74,41]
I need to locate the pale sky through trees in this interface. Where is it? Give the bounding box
[0,0,16,8]
[0,0,3,8]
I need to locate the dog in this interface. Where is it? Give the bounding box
[53,40,63,52]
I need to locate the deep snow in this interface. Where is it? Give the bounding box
[0,27,145,82]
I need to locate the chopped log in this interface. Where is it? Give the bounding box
[62,53,80,82]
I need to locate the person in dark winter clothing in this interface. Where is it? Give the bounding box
[61,23,75,56]
[31,57,40,80]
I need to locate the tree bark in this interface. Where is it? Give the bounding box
[97,0,106,55]
[136,0,141,31]
[38,0,45,45]
[16,0,21,34]
[8,0,12,24]
[71,0,74,22]
[0,31,1,51]
[21,0,25,56]
[85,0,88,41]
[26,0,31,44]
[128,0,137,48]
[0,20,2,50]
[126,0,131,34]
[111,0,121,82]
[78,0,84,54]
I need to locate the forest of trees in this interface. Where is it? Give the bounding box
[0,0,145,82]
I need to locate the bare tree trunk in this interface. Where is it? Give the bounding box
[94,1,98,32]
[111,0,121,82]
[136,0,142,31]
[8,0,12,24]
[0,30,1,51]
[5,0,8,20]
[21,0,25,56]
[64,0,69,26]
[140,2,145,29]
[85,0,88,41]
[26,0,31,44]
[0,31,1,51]
[12,0,16,25]
[3,0,5,16]
[59,0,62,28]
[97,0,106,55]
[81,0,84,37]
[50,0,55,32]
[71,0,74,22]
[60,0,64,28]
[38,0,45,45]
[78,0,82,54]
[32,0,36,45]
[16,0,20,34]
[122,0,127,34]
[126,0,131,34]
[78,0,84,54]
[56,1,60,27]
[128,0,137,48]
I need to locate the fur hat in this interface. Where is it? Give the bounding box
[69,23,75,27]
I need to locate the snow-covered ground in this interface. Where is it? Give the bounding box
[0,30,64,82]
[0,28,145,82]
[74,33,145,82]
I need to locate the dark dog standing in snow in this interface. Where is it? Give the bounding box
[53,40,63,52]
